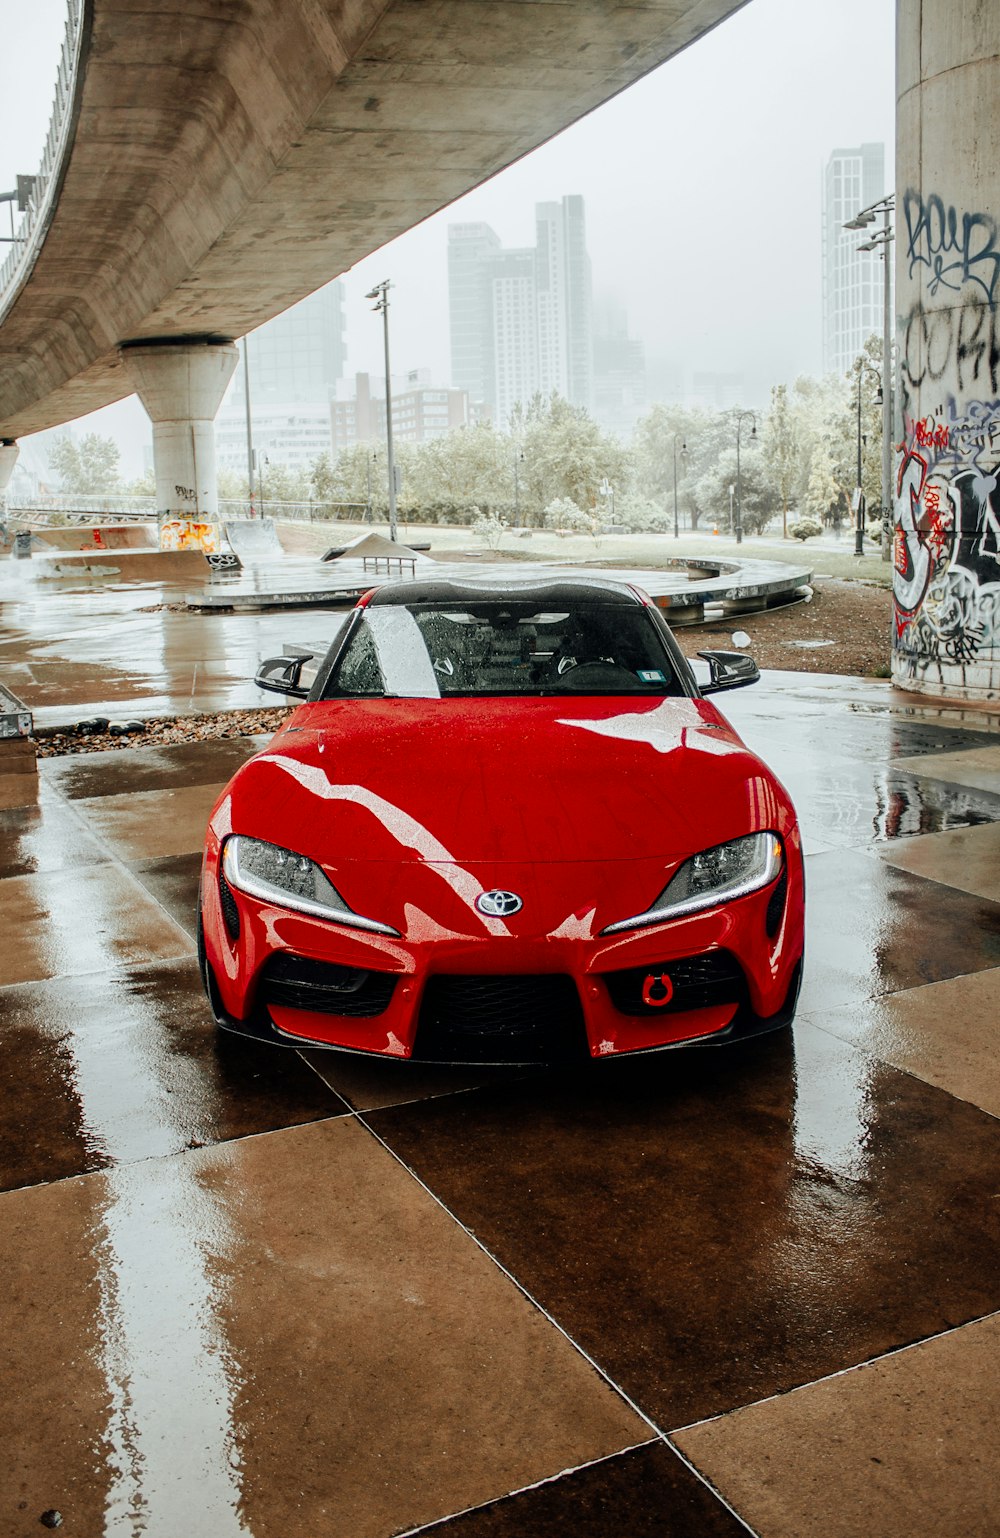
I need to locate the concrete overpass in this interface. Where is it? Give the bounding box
[0,0,746,441]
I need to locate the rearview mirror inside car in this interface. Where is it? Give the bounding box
[696,650,760,695]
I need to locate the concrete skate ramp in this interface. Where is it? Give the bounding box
[224,519,284,561]
[36,524,157,551]
[328,532,432,563]
[33,548,207,582]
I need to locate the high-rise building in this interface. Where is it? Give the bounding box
[233,281,347,404]
[332,372,474,448]
[592,294,646,433]
[217,281,347,471]
[822,143,886,376]
[448,197,593,426]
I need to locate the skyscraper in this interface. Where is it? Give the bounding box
[232,281,347,405]
[822,143,886,376]
[217,281,347,471]
[447,197,593,425]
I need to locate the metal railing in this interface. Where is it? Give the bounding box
[0,0,85,312]
[7,495,368,523]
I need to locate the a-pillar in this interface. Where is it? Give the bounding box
[893,2,1000,701]
[119,340,238,546]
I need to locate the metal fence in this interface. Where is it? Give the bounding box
[7,496,368,523]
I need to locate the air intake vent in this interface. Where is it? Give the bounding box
[414,974,587,1063]
[260,953,396,1017]
[219,869,241,940]
[602,950,745,1016]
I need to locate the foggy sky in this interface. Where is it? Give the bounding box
[2,0,895,475]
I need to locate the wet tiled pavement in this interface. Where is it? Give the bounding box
[2,584,1000,1533]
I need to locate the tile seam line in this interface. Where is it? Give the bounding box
[32,770,207,945]
[348,1105,761,1538]
[0,946,197,993]
[669,1304,1000,1438]
[799,981,1000,1125]
[0,1102,357,1199]
[392,1439,662,1538]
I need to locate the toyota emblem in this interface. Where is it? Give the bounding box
[475,889,523,917]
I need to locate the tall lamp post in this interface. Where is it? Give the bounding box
[242,338,256,517]
[366,280,398,542]
[672,434,688,539]
[845,194,894,562]
[854,359,883,556]
[733,410,757,545]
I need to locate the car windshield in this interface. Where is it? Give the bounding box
[321,600,682,698]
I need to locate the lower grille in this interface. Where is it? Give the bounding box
[414,974,588,1063]
[260,953,396,1017]
[602,950,746,1016]
[219,870,241,941]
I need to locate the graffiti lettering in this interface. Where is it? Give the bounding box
[900,301,1000,416]
[903,190,1000,305]
[914,418,949,450]
[160,519,219,554]
[174,484,197,503]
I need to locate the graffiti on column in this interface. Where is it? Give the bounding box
[895,188,1000,691]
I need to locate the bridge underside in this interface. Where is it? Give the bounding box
[0,0,745,440]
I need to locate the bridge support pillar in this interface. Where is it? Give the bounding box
[120,341,238,538]
[0,440,18,512]
[893,0,1000,701]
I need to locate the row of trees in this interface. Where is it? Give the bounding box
[48,339,888,539]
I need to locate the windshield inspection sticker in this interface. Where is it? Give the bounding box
[638,670,666,682]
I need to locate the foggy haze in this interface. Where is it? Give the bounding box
[2,0,895,476]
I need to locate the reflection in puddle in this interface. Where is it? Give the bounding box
[792,1032,874,1184]
[50,978,249,1533]
[874,771,1000,840]
[95,1159,248,1535]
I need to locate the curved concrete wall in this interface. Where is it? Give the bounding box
[893,0,1000,701]
[0,0,745,440]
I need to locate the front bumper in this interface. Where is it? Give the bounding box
[200,841,805,1064]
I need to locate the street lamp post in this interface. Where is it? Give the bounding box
[242,338,256,517]
[845,194,895,562]
[854,358,883,556]
[733,410,757,545]
[672,434,688,539]
[366,280,398,542]
[513,449,523,525]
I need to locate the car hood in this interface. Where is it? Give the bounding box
[215,696,793,866]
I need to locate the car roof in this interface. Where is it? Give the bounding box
[366,575,646,608]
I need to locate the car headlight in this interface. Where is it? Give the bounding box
[222,836,400,937]
[602,832,783,935]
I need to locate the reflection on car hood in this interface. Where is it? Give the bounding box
[224,695,792,864]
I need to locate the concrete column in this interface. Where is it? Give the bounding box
[0,440,18,509]
[119,341,238,542]
[894,2,1000,700]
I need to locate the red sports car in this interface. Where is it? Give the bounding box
[199,577,803,1063]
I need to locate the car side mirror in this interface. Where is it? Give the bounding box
[255,655,311,698]
[697,650,760,694]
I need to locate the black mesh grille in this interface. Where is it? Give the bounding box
[414,974,588,1063]
[602,950,746,1016]
[766,869,788,937]
[219,869,241,941]
[260,953,397,1017]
